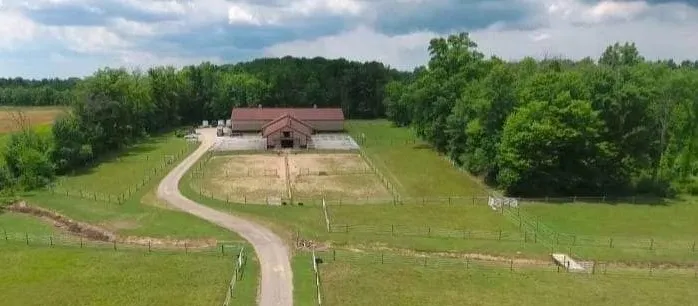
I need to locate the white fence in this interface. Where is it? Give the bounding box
[222,247,246,306]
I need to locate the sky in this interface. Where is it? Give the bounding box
[1,0,698,78]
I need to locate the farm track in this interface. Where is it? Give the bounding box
[157,128,293,306]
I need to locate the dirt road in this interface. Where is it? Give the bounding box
[157,128,293,306]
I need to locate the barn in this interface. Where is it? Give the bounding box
[230,106,345,149]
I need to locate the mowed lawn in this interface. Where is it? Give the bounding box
[24,134,238,241]
[180,120,547,256]
[319,261,698,306]
[0,212,58,236]
[0,244,233,306]
[55,134,194,196]
[346,120,488,197]
[181,171,551,258]
[520,199,698,262]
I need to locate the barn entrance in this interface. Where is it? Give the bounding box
[281,139,294,148]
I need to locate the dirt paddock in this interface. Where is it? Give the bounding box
[194,152,393,204]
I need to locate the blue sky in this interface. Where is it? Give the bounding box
[1,0,698,78]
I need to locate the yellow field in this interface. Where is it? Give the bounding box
[0,106,68,133]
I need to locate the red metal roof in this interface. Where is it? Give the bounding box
[262,114,313,137]
[231,107,344,121]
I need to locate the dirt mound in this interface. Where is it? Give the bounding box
[8,201,218,248]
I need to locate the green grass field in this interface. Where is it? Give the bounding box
[0,244,234,306]
[516,199,698,263]
[0,211,57,235]
[346,120,488,197]
[54,134,192,197]
[19,134,239,241]
[318,260,698,306]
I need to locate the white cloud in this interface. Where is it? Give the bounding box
[263,25,434,70]
[264,1,698,70]
[0,10,39,50]
[114,50,223,67]
[228,0,364,25]
[48,26,131,53]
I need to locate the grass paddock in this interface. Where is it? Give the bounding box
[0,244,234,306]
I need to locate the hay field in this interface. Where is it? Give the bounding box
[0,106,67,133]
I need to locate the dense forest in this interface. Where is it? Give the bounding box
[0,57,405,193]
[383,33,698,197]
[2,34,698,198]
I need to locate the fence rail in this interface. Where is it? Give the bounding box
[46,144,196,205]
[314,249,698,279]
[312,250,323,306]
[222,247,247,306]
[0,229,243,256]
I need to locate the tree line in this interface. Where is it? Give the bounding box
[0,57,405,193]
[384,33,698,197]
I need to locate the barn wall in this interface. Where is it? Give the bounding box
[266,129,309,148]
[232,120,267,131]
[305,120,344,131]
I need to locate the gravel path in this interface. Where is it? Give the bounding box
[157,128,293,306]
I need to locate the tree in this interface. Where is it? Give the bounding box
[497,93,616,196]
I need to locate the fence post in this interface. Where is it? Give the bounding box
[185,242,188,254]
[472,197,475,206]
[427,227,431,237]
[510,259,513,272]
[381,252,384,264]
[49,236,53,247]
[649,238,654,250]
[25,233,29,245]
[148,240,152,253]
[333,249,336,261]
[592,261,596,274]
[498,230,502,241]
[3,229,6,241]
[221,244,225,256]
[391,224,394,236]
[345,225,349,233]
[692,241,696,253]
[80,237,83,248]
[609,238,614,248]
[113,241,117,251]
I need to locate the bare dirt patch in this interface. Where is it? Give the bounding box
[288,153,392,203]
[7,202,218,248]
[194,152,393,204]
[288,153,370,174]
[194,154,288,204]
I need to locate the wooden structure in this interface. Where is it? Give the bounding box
[230,106,344,132]
[262,113,312,149]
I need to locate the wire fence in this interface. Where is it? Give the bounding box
[500,205,698,256]
[0,229,243,257]
[46,144,197,205]
[328,224,525,242]
[314,249,698,279]
[222,247,248,306]
[358,148,400,199]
